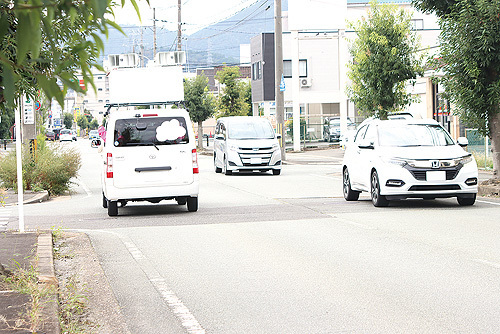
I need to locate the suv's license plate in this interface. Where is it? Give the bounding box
[427,171,446,181]
[251,158,262,164]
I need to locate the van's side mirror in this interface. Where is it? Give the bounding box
[276,133,282,139]
[457,137,468,147]
[215,134,225,141]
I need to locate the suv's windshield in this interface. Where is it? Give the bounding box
[378,124,455,147]
[113,117,189,147]
[228,121,275,140]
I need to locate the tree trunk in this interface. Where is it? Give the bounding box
[489,110,500,178]
[197,121,203,150]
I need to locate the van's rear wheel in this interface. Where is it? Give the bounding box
[108,201,118,216]
[187,197,198,212]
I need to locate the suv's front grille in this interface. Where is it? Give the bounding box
[409,185,461,191]
[406,165,462,181]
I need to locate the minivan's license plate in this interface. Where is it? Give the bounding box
[251,158,262,164]
[427,171,446,181]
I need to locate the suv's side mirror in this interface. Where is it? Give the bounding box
[457,137,468,147]
[215,134,225,141]
[358,141,375,150]
[276,133,282,139]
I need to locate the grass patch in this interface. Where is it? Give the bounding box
[472,151,493,170]
[0,139,81,196]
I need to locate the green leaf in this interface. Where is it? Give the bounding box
[129,0,142,22]
[0,12,9,39]
[1,63,17,107]
[93,0,109,18]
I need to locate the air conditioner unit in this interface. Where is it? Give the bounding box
[155,51,187,66]
[300,78,312,87]
[108,54,140,68]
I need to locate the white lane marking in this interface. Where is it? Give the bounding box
[77,229,205,334]
[75,179,92,197]
[328,214,376,230]
[476,199,500,206]
[473,259,500,269]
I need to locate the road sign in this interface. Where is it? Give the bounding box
[23,99,34,124]
[280,74,286,92]
[35,101,41,111]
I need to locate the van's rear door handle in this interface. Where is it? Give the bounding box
[135,166,172,172]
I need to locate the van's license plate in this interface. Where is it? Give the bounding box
[427,171,446,181]
[251,158,262,164]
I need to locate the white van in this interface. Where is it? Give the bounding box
[101,108,199,216]
[213,116,282,175]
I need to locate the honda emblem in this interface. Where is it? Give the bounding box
[431,160,440,169]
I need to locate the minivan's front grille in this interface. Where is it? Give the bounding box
[237,147,274,166]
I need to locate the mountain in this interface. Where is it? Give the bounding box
[101,0,288,70]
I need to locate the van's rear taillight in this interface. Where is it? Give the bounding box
[192,149,199,174]
[106,153,113,178]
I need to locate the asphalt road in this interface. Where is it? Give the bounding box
[8,140,500,333]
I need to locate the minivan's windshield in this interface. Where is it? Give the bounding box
[228,120,275,140]
[113,117,189,147]
[378,124,455,147]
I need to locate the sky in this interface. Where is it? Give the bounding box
[112,0,264,35]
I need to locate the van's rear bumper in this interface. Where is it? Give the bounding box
[103,177,199,202]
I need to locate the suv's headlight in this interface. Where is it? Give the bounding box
[381,157,410,167]
[456,154,473,165]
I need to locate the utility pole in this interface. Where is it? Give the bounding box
[153,8,157,58]
[177,0,182,51]
[275,0,286,160]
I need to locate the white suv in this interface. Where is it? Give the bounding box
[101,108,199,216]
[342,118,478,207]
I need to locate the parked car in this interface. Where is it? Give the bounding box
[89,129,100,140]
[59,129,73,142]
[101,107,199,216]
[213,116,282,175]
[45,130,56,141]
[323,117,355,142]
[342,118,478,207]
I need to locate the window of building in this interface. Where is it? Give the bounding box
[283,59,308,78]
[252,61,262,81]
[98,88,103,91]
[411,19,424,30]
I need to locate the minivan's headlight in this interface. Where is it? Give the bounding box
[272,143,280,151]
[228,144,239,151]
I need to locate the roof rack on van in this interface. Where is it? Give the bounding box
[104,101,186,116]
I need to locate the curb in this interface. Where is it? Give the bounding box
[37,232,60,334]
[478,184,500,197]
[3,190,49,207]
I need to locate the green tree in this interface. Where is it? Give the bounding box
[76,114,88,133]
[89,119,99,130]
[184,73,215,148]
[346,0,424,119]
[413,0,500,177]
[215,67,250,118]
[63,112,73,129]
[0,0,143,121]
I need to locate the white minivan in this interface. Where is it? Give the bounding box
[101,107,199,216]
[213,116,282,175]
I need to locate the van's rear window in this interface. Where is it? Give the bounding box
[113,117,189,147]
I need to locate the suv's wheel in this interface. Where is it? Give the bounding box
[176,197,187,205]
[103,193,108,208]
[272,169,281,175]
[343,168,360,201]
[371,171,389,207]
[108,201,118,216]
[187,197,198,212]
[457,194,476,206]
